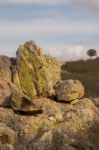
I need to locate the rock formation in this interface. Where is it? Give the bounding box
[0,41,99,150]
[0,97,99,150]
[13,41,60,99]
[55,80,84,102]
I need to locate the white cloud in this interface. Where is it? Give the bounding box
[43,44,88,61]
[0,0,68,5]
[0,18,98,60]
[0,42,88,61]
[0,40,99,61]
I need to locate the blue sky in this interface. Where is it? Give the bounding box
[0,0,99,60]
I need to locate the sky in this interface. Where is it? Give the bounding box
[0,0,99,60]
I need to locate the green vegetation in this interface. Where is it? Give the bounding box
[61,57,99,97]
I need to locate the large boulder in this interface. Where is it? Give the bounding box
[55,80,84,102]
[12,41,61,99]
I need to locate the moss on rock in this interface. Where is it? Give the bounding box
[13,41,61,99]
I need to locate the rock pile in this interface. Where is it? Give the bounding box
[0,41,99,150]
[0,41,85,112]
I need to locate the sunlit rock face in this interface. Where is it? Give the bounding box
[13,41,61,99]
[0,56,13,106]
[55,80,84,102]
[0,56,12,82]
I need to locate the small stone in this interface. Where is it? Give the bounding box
[66,112,72,119]
[70,99,80,105]
[49,116,56,123]
[55,112,64,122]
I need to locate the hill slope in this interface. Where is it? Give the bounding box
[61,58,99,97]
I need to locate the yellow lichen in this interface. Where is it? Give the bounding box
[18,60,37,98]
[67,92,78,101]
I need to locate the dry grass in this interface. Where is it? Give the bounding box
[61,57,99,98]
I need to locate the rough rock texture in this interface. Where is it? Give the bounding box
[0,98,99,150]
[0,41,99,150]
[10,88,42,112]
[0,144,15,150]
[55,80,84,102]
[93,98,99,107]
[0,78,21,107]
[12,41,60,99]
[0,123,17,145]
[0,56,13,105]
[0,56,12,82]
[0,79,12,105]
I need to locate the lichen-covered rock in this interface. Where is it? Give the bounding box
[0,123,17,145]
[0,78,22,107]
[0,56,12,81]
[12,41,61,99]
[0,97,99,150]
[10,88,42,112]
[0,79,13,106]
[55,80,84,102]
[27,99,99,150]
[0,56,14,106]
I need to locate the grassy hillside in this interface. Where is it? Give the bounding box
[61,57,99,98]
